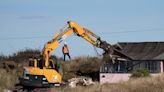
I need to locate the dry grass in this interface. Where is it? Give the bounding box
[102,75,164,92]
[0,69,19,91]
[0,49,40,91]
[49,75,164,92]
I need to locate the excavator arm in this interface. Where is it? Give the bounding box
[42,21,112,68]
[41,28,73,68]
[67,21,113,54]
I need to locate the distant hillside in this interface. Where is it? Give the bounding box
[0,49,40,63]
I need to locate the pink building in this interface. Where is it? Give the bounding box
[100,42,164,84]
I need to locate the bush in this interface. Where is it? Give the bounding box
[131,69,150,78]
[8,49,40,63]
[60,56,101,81]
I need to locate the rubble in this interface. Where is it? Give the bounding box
[3,89,12,92]
[68,77,95,88]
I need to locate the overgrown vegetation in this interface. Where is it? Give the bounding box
[7,49,40,63]
[0,49,40,91]
[0,69,19,92]
[59,56,101,81]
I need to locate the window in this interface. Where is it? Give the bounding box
[100,61,127,73]
[29,60,34,67]
[115,61,126,73]
[145,61,159,73]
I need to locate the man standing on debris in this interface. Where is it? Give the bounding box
[62,42,71,61]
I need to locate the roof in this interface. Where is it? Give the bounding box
[117,42,164,61]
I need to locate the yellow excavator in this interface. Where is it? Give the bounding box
[19,21,114,87]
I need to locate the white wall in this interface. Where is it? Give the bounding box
[100,73,161,84]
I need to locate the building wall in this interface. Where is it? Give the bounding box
[100,73,161,84]
[161,61,163,73]
[99,61,163,84]
[100,73,130,84]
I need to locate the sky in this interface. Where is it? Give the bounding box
[0,0,164,58]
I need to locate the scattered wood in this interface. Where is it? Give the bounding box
[68,77,95,88]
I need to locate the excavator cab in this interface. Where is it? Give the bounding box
[28,56,58,70]
[28,56,44,69]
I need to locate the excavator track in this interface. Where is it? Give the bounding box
[13,83,48,92]
[13,85,56,92]
[13,83,64,92]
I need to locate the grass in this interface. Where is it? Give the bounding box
[49,75,164,92]
[0,69,19,92]
[131,69,150,78]
[0,49,39,91]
